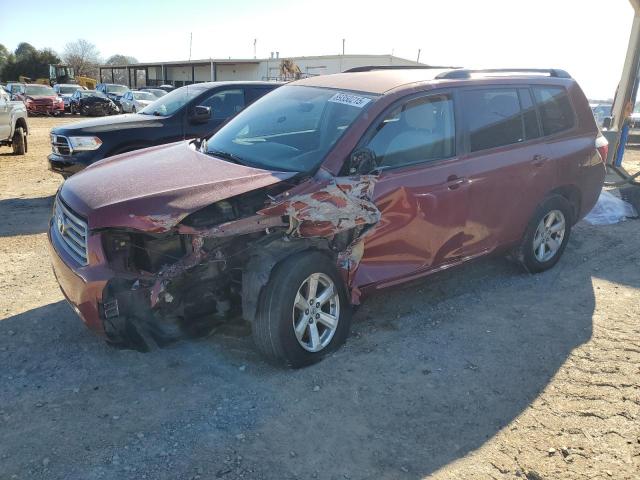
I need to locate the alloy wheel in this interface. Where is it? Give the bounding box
[292,273,340,352]
[533,210,566,262]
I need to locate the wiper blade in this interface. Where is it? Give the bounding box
[207,149,246,166]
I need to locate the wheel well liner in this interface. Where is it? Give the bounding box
[241,237,334,323]
[15,117,28,134]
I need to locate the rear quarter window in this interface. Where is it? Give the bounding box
[533,86,575,136]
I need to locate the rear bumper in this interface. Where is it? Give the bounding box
[47,224,111,335]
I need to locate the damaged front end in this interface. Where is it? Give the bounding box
[96,176,380,350]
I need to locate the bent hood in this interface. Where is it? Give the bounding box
[60,141,296,231]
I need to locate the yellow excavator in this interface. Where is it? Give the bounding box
[18,64,97,89]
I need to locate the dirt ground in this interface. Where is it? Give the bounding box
[0,117,639,480]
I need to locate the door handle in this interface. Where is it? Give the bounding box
[532,154,549,167]
[446,175,468,190]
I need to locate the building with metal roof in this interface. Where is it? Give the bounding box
[98,54,423,88]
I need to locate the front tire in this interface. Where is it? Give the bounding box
[516,195,573,273]
[12,127,26,155]
[253,251,351,368]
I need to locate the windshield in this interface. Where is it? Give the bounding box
[204,85,375,172]
[139,85,205,116]
[133,91,156,101]
[106,85,128,94]
[26,85,55,96]
[80,91,96,97]
[59,85,80,94]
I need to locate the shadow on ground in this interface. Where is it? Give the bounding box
[0,223,638,479]
[0,195,54,237]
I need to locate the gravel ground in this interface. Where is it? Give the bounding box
[0,117,639,480]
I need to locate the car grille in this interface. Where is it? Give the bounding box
[52,196,88,265]
[51,134,72,155]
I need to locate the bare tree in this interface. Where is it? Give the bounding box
[63,39,101,78]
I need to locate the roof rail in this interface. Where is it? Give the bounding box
[435,68,572,80]
[344,65,460,73]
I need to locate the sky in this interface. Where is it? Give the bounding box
[0,0,635,99]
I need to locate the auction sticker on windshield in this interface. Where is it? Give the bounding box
[328,92,372,108]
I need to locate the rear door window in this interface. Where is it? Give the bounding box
[246,87,274,104]
[533,86,574,136]
[463,88,530,152]
[364,94,456,168]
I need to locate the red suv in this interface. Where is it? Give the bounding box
[48,67,607,367]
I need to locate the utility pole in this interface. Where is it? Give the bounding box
[417,48,421,63]
[342,38,345,55]
[253,38,257,59]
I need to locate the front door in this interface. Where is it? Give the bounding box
[352,92,472,289]
[186,88,246,138]
[0,92,11,140]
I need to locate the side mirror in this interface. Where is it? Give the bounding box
[349,147,377,174]
[603,116,612,130]
[190,105,211,124]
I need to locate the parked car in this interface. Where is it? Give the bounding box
[141,88,167,98]
[157,84,175,92]
[48,81,280,177]
[54,83,86,112]
[95,83,129,110]
[48,68,606,367]
[69,90,119,116]
[119,90,157,113]
[5,82,25,100]
[0,86,28,154]
[15,84,65,116]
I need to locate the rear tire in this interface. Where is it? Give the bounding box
[12,127,26,155]
[515,195,573,273]
[253,251,351,368]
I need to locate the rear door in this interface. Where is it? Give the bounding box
[352,92,473,288]
[458,86,555,255]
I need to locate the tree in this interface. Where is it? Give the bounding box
[0,44,9,76]
[105,54,138,66]
[1,43,60,82]
[15,42,37,60]
[63,39,101,78]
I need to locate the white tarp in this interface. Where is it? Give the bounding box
[584,190,638,225]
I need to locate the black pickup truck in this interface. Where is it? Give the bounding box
[48,81,280,177]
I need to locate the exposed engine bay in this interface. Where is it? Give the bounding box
[97,176,380,350]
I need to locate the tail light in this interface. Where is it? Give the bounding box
[596,135,609,164]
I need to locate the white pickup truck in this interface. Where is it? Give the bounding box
[0,86,28,155]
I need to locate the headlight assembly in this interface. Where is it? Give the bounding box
[68,136,102,151]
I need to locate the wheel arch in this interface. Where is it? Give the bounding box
[14,117,28,134]
[241,237,337,324]
[549,185,581,224]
